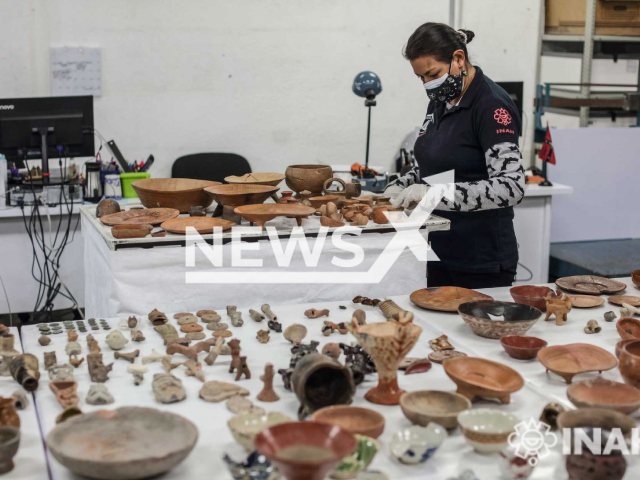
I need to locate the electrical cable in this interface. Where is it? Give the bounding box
[0,271,13,327]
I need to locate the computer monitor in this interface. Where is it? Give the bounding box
[0,95,94,183]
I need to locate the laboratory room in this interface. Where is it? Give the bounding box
[0,1,639,479]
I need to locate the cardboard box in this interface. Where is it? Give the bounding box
[546,0,640,36]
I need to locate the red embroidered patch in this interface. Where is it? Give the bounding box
[494,108,512,126]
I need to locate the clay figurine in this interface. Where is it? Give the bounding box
[161,357,182,373]
[261,304,277,321]
[69,355,84,368]
[235,356,251,381]
[322,343,341,360]
[230,312,244,327]
[199,380,249,402]
[182,361,205,382]
[584,320,602,334]
[11,391,28,411]
[621,307,633,318]
[256,363,279,402]
[131,330,145,342]
[256,330,270,344]
[249,309,265,322]
[128,364,148,385]
[87,354,113,383]
[87,338,101,354]
[378,299,408,321]
[148,308,168,326]
[67,329,78,343]
[154,324,179,344]
[142,349,170,365]
[604,311,617,322]
[227,305,237,317]
[284,324,308,344]
[65,342,81,356]
[544,290,572,326]
[305,308,330,319]
[86,384,114,405]
[539,402,565,431]
[429,335,454,352]
[152,373,187,404]
[44,351,57,370]
[48,364,74,382]
[114,349,140,363]
[0,336,18,358]
[622,302,640,316]
[267,320,282,332]
[204,338,225,366]
[127,316,138,329]
[106,330,129,350]
[38,335,51,346]
[228,339,242,374]
[352,309,367,326]
[9,354,40,392]
[320,215,345,228]
[50,380,79,409]
[165,336,190,347]
[166,341,211,362]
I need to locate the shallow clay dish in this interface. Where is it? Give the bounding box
[567,378,640,414]
[443,356,524,404]
[234,204,316,228]
[410,286,492,312]
[458,300,542,339]
[609,295,640,307]
[100,208,179,226]
[399,390,472,429]
[285,164,333,195]
[224,172,285,187]
[616,317,640,340]
[46,407,198,480]
[132,178,220,213]
[311,405,385,439]
[509,285,553,311]
[204,184,279,207]
[500,335,548,361]
[566,295,604,308]
[160,217,235,234]
[556,275,626,295]
[537,344,617,384]
[557,407,635,437]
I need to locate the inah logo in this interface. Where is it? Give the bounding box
[0,105,14,110]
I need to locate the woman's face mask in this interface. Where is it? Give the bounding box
[424,60,465,103]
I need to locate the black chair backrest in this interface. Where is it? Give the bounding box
[171,153,252,183]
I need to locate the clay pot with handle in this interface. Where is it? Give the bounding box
[323,177,362,200]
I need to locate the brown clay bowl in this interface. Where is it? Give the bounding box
[458,300,542,339]
[224,172,285,187]
[308,195,339,209]
[616,317,640,340]
[567,378,640,415]
[204,184,279,207]
[285,165,333,195]
[509,285,553,311]
[619,340,640,389]
[632,269,640,288]
[557,408,635,437]
[616,339,636,359]
[537,344,618,384]
[311,405,385,439]
[132,178,221,213]
[443,356,524,404]
[399,390,472,429]
[500,335,548,360]
[254,421,357,480]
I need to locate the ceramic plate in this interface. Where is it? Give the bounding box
[160,217,235,234]
[567,295,605,308]
[608,295,640,307]
[410,287,493,312]
[100,208,179,226]
[556,275,626,295]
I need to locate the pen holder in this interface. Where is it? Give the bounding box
[120,172,151,198]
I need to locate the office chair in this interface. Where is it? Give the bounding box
[171,153,251,183]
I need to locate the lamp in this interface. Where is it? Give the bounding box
[352,72,382,178]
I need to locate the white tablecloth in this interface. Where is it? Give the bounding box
[20,278,640,479]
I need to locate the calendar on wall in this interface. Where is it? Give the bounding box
[50,46,102,96]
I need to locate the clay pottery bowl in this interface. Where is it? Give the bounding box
[633,269,640,288]
[224,172,285,187]
[499,335,548,361]
[131,178,221,213]
[234,204,316,229]
[457,300,542,339]
[566,294,604,308]
[47,406,198,480]
[410,286,493,312]
[254,421,357,480]
[457,409,520,455]
[616,339,636,359]
[389,424,447,465]
[556,275,626,295]
[509,285,553,311]
[308,195,339,209]
[228,412,293,452]
[567,378,640,415]
[537,344,618,384]
[311,405,385,439]
[204,184,279,207]
[0,427,19,475]
[399,390,472,429]
[616,317,640,340]
[285,165,333,196]
[557,408,635,437]
[619,339,640,389]
[442,356,524,404]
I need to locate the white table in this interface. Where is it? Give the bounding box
[0,327,51,480]
[20,278,640,479]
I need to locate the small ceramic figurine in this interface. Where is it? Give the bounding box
[227,305,237,317]
[539,402,565,431]
[165,336,190,347]
[544,290,572,326]
[86,383,114,405]
[584,320,601,334]
[620,307,633,318]
[256,363,279,402]
[604,311,617,322]
[128,364,148,385]
[322,343,341,361]
[87,354,113,383]
[127,316,138,329]
[87,338,101,355]
[235,356,250,381]
[189,205,206,217]
[622,302,640,316]
[65,342,81,356]
[67,329,78,343]
[38,335,51,346]
[148,308,168,326]
[9,354,40,392]
[142,349,170,365]
[50,380,79,409]
[131,330,145,342]
[48,364,74,382]
[44,351,57,370]
[204,338,225,366]
[166,341,211,362]
[68,355,84,368]
[182,361,205,382]
[267,320,282,333]
[105,331,129,350]
[256,330,270,344]
[162,357,181,373]
[114,350,140,363]
[152,373,187,404]
[305,308,330,319]
[229,339,242,374]
[261,304,277,321]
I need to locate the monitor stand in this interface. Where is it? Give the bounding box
[33,125,54,185]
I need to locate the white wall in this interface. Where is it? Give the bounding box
[0,0,541,177]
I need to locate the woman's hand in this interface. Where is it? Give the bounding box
[392,184,428,209]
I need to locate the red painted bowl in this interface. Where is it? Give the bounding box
[509,285,553,312]
[500,335,548,360]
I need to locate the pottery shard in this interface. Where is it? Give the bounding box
[197,310,217,317]
[305,308,330,319]
[320,215,345,228]
[114,350,140,363]
[65,342,82,356]
[200,314,221,324]
[131,330,145,342]
[148,308,168,326]
[38,335,51,346]
[186,332,206,341]
[405,358,433,375]
[86,384,114,405]
[207,322,229,331]
[199,380,250,402]
[180,323,204,333]
[226,395,264,415]
[177,315,198,326]
[428,350,467,364]
[154,324,179,344]
[152,373,187,404]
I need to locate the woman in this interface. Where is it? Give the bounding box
[386,23,525,289]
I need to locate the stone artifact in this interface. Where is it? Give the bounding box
[174,312,193,319]
[544,290,572,326]
[256,330,270,344]
[212,329,233,338]
[235,356,251,381]
[227,305,238,317]
[128,364,148,385]
[9,354,40,392]
[11,391,28,411]
[229,339,242,374]
[162,357,182,373]
[65,341,81,356]
[177,315,198,326]
[322,343,342,361]
[584,319,602,334]
[197,309,217,317]
[96,198,121,218]
[352,309,366,326]
[261,304,277,321]
[67,329,78,342]
[131,329,145,342]
[86,384,114,405]
[226,396,264,415]
[142,349,170,365]
[0,426,20,474]
[539,344,617,384]
[267,320,282,332]
[0,398,20,428]
[186,332,205,341]
[429,335,454,352]
[284,324,308,344]
[105,330,128,350]
[180,323,203,333]
[87,338,101,354]
[38,335,51,346]
[204,338,225,366]
[148,308,168,326]
[153,373,187,403]
[229,312,244,328]
[166,340,211,362]
[305,308,330,319]
[44,351,57,370]
[87,354,113,383]
[257,363,279,402]
[565,428,626,480]
[114,349,140,363]
[68,355,84,368]
[605,311,617,322]
[199,380,250,402]
[207,322,229,331]
[201,313,222,323]
[353,295,380,307]
[154,324,179,344]
[50,380,79,409]
[48,364,74,382]
[322,321,349,336]
[46,407,198,479]
[182,361,205,382]
[249,309,265,322]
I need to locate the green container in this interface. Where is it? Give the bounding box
[120,172,151,198]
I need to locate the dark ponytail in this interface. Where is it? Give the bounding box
[404,23,475,63]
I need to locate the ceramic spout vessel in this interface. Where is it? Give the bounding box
[347,311,422,405]
[619,340,640,388]
[9,354,40,392]
[0,398,20,429]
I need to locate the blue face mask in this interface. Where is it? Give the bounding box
[424,60,465,103]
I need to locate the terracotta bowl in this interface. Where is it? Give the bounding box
[557,408,635,437]
[399,390,472,429]
[458,300,542,339]
[537,344,618,385]
[308,195,339,209]
[509,285,553,311]
[228,412,293,451]
[224,172,285,187]
[500,335,548,360]
[311,405,385,439]
[616,317,640,340]
[567,378,640,415]
[285,165,333,195]
[632,269,640,288]
[204,184,279,207]
[254,421,357,480]
[132,178,221,213]
[619,339,640,389]
[457,409,520,455]
[616,339,636,359]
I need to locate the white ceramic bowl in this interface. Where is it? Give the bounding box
[227,412,292,451]
[457,409,519,455]
[389,424,447,465]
